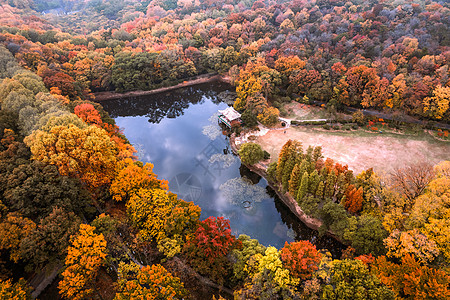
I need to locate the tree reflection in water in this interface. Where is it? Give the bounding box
[268,186,345,258]
[100,81,228,123]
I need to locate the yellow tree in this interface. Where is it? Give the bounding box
[25,124,118,191]
[423,85,450,120]
[0,213,36,263]
[257,106,280,127]
[405,161,450,262]
[158,200,201,258]
[126,188,175,242]
[384,229,440,264]
[115,262,186,300]
[58,224,107,300]
[422,217,450,263]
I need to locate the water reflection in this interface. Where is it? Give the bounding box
[101,83,226,123]
[101,82,344,253]
[269,187,343,257]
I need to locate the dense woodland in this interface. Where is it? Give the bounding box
[0,0,449,299]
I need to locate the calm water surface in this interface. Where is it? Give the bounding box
[101,82,342,253]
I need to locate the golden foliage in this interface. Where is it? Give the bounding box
[110,158,168,202]
[25,124,118,191]
[58,224,107,300]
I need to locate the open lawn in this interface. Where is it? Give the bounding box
[255,126,450,175]
[281,102,349,120]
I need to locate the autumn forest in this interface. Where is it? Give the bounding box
[0,0,449,299]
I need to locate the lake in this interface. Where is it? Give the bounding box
[101,81,343,253]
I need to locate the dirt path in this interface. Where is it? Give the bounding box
[94,74,230,101]
[256,127,450,175]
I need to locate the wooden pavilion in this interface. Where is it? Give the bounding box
[218,107,242,128]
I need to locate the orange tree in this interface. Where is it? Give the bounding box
[110,158,168,202]
[0,213,36,263]
[0,278,31,300]
[373,254,450,300]
[58,224,107,300]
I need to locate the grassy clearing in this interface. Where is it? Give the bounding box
[256,126,450,175]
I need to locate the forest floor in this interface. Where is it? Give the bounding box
[255,125,450,175]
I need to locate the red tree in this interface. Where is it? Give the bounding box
[42,69,78,99]
[183,217,241,284]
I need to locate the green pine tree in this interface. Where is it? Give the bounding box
[313,146,323,162]
[288,164,301,196]
[324,170,337,200]
[297,171,310,203]
[308,169,320,194]
[316,181,325,198]
[282,154,297,192]
[276,140,293,182]
[305,145,314,162]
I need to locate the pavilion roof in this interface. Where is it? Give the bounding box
[219,107,241,121]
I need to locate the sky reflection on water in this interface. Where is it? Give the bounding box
[102,82,343,253]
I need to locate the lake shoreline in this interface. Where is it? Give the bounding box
[229,134,346,245]
[93,73,231,101]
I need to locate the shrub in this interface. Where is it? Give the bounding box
[280,96,291,103]
[241,110,258,128]
[258,107,280,126]
[314,120,327,125]
[322,124,331,130]
[238,143,264,165]
[352,110,365,125]
[263,150,271,160]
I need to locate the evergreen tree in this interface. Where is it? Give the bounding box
[316,181,325,198]
[282,154,297,192]
[304,145,314,162]
[335,173,348,201]
[297,171,309,203]
[267,162,278,183]
[307,160,316,174]
[298,159,309,178]
[308,169,320,194]
[345,169,355,184]
[324,170,337,200]
[276,140,293,182]
[279,140,302,192]
[313,146,323,162]
[288,164,301,196]
[320,165,329,178]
